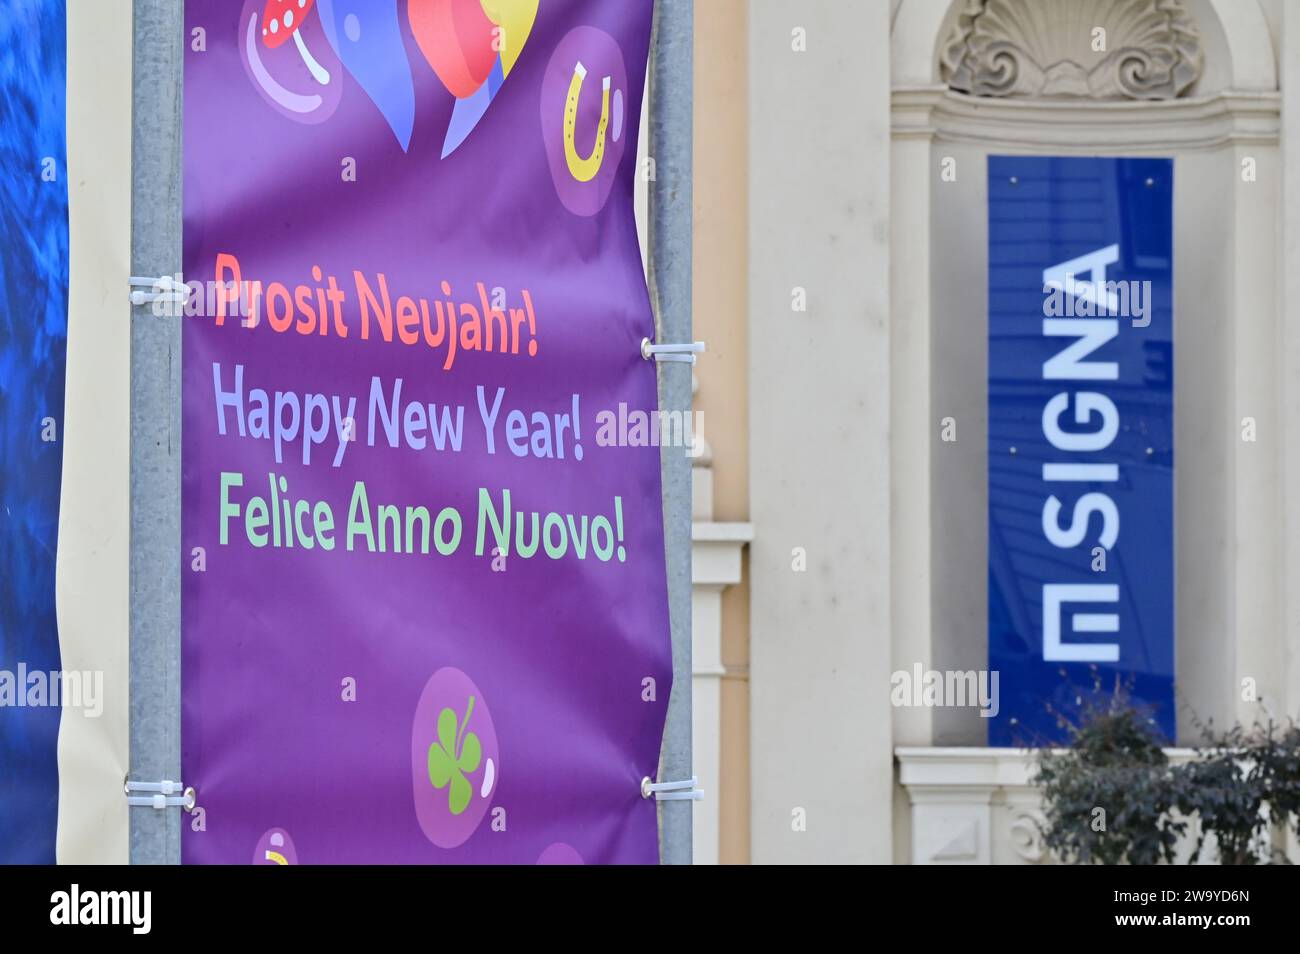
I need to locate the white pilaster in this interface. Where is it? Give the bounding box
[690,523,751,865]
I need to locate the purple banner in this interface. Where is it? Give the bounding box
[182,0,670,864]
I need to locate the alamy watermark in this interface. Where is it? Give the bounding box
[890,664,1000,718]
[593,404,704,457]
[50,885,150,934]
[0,664,103,718]
[1042,244,1152,327]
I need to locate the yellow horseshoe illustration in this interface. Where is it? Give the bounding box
[564,61,610,183]
[264,850,288,865]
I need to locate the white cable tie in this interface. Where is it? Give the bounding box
[124,778,196,811]
[125,779,180,794]
[128,275,190,306]
[641,338,705,365]
[126,794,194,809]
[128,276,181,290]
[640,775,703,801]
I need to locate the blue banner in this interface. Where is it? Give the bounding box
[0,0,68,862]
[988,155,1174,745]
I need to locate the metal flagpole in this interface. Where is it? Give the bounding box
[129,0,184,865]
[648,0,694,865]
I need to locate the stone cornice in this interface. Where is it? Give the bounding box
[892,85,1279,150]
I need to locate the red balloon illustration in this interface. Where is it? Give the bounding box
[407,0,499,100]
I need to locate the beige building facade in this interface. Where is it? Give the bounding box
[688,0,1300,864]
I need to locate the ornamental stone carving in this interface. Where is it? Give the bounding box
[1008,806,1048,863]
[940,0,1203,100]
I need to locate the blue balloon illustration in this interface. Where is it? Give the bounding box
[442,56,503,158]
[316,0,415,150]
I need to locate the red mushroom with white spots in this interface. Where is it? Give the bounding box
[262,0,331,85]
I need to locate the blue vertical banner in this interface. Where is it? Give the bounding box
[0,0,69,862]
[988,156,1175,745]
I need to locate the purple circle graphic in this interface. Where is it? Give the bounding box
[540,27,630,217]
[536,842,585,865]
[253,828,298,865]
[238,0,342,125]
[411,667,500,849]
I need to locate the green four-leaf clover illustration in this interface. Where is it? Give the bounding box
[427,696,482,816]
